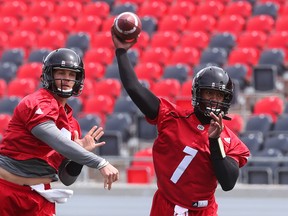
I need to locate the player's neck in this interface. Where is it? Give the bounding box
[54,94,68,107]
[195,108,211,125]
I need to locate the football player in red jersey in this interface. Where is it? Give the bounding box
[0,48,119,216]
[111,32,250,216]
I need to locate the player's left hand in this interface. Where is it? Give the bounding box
[208,112,224,138]
[99,163,119,190]
[74,126,106,152]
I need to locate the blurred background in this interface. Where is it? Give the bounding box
[0,0,288,214]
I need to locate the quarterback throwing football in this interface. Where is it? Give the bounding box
[111,31,250,216]
[0,48,119,216]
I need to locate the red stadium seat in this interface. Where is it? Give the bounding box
[150,31,181,50]
[17,62,42,81]
[223,113,244,135]
[37,30,66,50]
[135,62,163,86]
[8,30,37,57]
[175,97,192,109]
[278,3,288,16]
[84,48,114,66]
[72,15,102,36]
[275,15,288,32]
[180,31,210,52]
[90,31,113,49]
[210,0,231,4]
[253,96,284,123]
[18,16,47,34]
[237,31,268,50]
[180,79,192,97]
[79,78,94,100]
[26,1,55,20]
[0,31,9,55]
[47,16,75,36]
[157,15,188,33]
[0,113,11,134]
[69,0,91,4]
[224,1,252,18]
[167,1,196,18]
[82,95,115,118]
[93,79,122,100]
[84,62,105,81]
[54,1,82,19]
[101,16,117,32]
[146,0,174,4]
[228,47,259,67]
[266,31,288,61]
[138,1,168,19]
[131,31,150,52]
[7,78,37,98]
[246,15,275,34]
[195,1,225,19]
[215,15,245,36]
[130,147,154,177]
[127,147,155,183]
[0,16,19,35]
[175,78,193,109]
[0,1,28,20]
[186,15,216,34]
[228,47,259,80]
[151,79,181,102]
[126,166,152,184]
[176,0,201,3]
[82,2,110,19]
[168,47,200,67]
[140,47,171,66]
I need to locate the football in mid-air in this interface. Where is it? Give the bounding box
[112,12,142,41]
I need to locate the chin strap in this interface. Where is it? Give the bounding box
[223,115,231,120]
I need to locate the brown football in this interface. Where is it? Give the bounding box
[112,12,142,41]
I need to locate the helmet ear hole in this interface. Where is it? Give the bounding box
[41,48,85,98]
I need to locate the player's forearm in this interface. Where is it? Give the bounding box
[115,48,160,119]
[209,138,239,191]
[31,121,106,169]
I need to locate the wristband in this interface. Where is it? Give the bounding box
[209,137,226,160]
[97,159,110,170]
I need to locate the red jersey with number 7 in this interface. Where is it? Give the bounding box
[147,98,250,211]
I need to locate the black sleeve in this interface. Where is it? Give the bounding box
[209,138,239,191]
[115,48,160,120]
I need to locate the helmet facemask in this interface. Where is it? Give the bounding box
[192,66,233,118]
[194,87,232,117]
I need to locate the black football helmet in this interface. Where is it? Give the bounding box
[192,66,233,116]
[41,48,85,98]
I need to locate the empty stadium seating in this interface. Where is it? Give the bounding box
[2,0,288,185]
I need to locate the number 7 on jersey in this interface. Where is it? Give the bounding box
[170,146,198,184]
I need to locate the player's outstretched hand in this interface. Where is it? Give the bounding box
[111,28,137,51]
[208,112,224,138]
[99,164,119,190]
[73,126,106,152]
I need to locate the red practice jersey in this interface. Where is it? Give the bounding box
[147,98,250,211]
[0,88,81,171]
